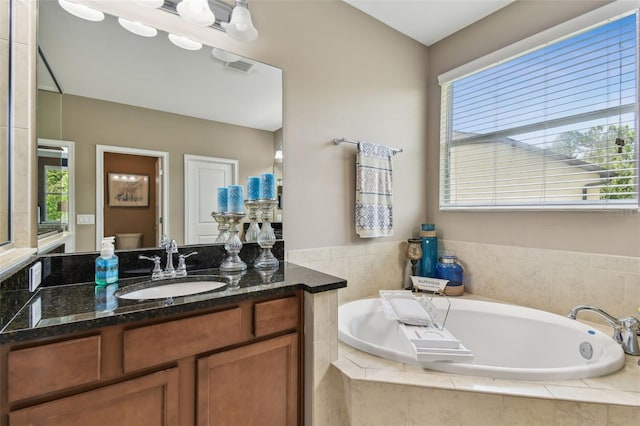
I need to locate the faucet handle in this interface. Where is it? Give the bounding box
[139,255,163,280]
[176,251,198,277]
[179,251,198,259]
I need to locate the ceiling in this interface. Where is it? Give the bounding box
[343,0,517,46]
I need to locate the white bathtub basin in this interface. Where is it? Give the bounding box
[338,297,626,381]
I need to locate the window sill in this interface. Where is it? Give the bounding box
[0,248,37,279]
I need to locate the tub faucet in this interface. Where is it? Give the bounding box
[567,305,640,356]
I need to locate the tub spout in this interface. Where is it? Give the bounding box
[568,305,640,356]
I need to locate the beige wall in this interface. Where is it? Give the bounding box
[235,1,430,250]
[428,0,639,257]
[38,91,275,252]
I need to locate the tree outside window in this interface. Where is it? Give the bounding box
[44,165,69,223]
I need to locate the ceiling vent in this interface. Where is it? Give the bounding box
[224,60,254,73]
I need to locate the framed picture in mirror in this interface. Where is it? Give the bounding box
[108,173,149,207]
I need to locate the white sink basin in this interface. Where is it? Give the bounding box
[117,279,227,300]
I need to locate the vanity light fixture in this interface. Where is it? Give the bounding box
[132,0,165,8]
[168,33,203,50]
[221,0,258,42]
[58,0,104,22]
[118,17,158,37]
[177,0,216,26]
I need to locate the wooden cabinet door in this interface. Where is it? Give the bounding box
[197,333,298,426]
[9,368,179,426]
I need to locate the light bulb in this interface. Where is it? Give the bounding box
[58,0,104,22]
[168,33,203,51]
[118,18,158,37]
[221,2,258,42]
[177,0,215,26]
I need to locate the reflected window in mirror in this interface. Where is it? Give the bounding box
[37,144,70,237]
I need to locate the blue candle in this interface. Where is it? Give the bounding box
[217,187,228,213]
[227,185,245,213]
[260,173,276,200]
[247,176,261,201]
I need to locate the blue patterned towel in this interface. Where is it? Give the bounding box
[356,142,393,238]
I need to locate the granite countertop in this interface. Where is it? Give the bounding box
[0,262,346,344]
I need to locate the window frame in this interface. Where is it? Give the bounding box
[438,1,640,212]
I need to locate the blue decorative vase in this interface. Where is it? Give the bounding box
[418,224,437,278]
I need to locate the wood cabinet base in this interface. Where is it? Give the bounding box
[9,369,178,426]
[198,333,298,426]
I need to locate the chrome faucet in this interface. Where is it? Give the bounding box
[162,238,178,278]
[139,237,199,280]
[567,305,640,356]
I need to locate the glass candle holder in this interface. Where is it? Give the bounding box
[254,199,279,270]
[244,200,261,242]
[211,212,230,243]
[220,212,247,272]
[406,238,423,286]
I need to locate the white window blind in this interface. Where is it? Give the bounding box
[439,10,639,210]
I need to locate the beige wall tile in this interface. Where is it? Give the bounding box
[351,380,409,426]
[0,39,7,128]
[287,247,331,264]
[553,400,607,426]
[12,0,34,45]
[0,0,9,42]
[503,396,556,425]
[623,274,639,317]
[607,405,640,426]
[441,240,638,317]
[407,388,502,426]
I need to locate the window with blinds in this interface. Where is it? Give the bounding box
[439,11,639,210]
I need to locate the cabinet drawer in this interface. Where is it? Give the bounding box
[123,307,243,372]
[8,335,101,402]
[254,296,299,338]
[10,368,179,426]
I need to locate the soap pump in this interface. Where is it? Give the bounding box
[95,236,119,285]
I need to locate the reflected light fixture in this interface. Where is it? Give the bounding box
[211,47,241,63]
[168,33,203,50]
[58,0,104,22]
[132,0,164,8]
[177,0,216,26]
[274,147,283,162]
[118,17,158,37]
[221,0,258,42]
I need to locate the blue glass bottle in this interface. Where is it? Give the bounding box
[418,224,437,277]
[436,255,463,286]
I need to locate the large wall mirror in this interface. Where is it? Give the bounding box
[36,0,283,253]
[0,0,10,248]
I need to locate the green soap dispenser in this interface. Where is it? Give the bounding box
[95,236,119,285]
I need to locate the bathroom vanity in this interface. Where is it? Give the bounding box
[0,262,346,426]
